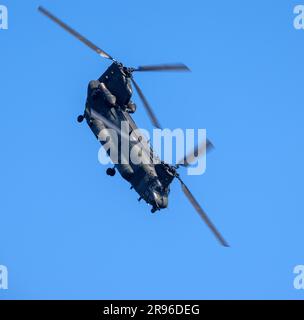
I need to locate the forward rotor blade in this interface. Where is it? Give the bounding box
[90,109,130,141]
[134,63,190,72]
[38,6,114,60]
[178,178,229,247]
[131,78,162,129]
[177,139,214,167]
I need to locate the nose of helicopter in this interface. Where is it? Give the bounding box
[151,192,168,209]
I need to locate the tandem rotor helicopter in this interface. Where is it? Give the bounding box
[38,7,229,247]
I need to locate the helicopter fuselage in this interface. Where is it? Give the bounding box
[84,63,174,212]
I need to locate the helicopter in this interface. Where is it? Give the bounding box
[38,7,229,247]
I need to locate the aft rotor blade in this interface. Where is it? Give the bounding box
[38,6,114,61]
[178,178,229,247]
[134,63,190,72]
[177,139,214,167]
[131,78,162,129]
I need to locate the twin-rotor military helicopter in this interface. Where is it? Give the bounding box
[38,7,229,247]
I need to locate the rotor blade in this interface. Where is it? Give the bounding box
[90,109,130,141]
[178,178,229,247]
[38,6,114,60]
[134,63,190,72]
[131,78,162,129]
[177,139,214,167]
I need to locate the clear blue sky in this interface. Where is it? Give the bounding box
[1,0,304,299]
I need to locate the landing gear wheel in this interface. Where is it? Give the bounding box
[77,115,84,123]
[151,208,157,213]
[106,168,116,177]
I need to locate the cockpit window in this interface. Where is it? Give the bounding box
[150,179,164,194]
